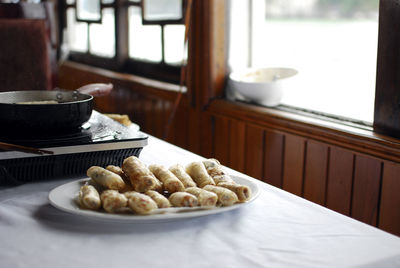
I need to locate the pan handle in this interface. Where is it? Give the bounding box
[76,83,113,97]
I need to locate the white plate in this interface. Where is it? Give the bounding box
[48,176,260,223]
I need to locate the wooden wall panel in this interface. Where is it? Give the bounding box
[379,161,400,236]
[282,134,305,196]
[325,146,354,216]
[199,113,214,159]
[244,125,264,180]
[351,155,382,226]
[172,103,189,149]
[214,116,230,165]
[303,140,329,206]
[229,120,246,173]
[152,99,164,139]
[263,130,284,187]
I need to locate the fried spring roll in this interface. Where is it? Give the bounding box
[106,165,133,192]
[122,156,161,193]
[149,164,185,193]
[169,192,198,207]
[203,185,238,206]
[79,185,101,210]
[100,190,128,213]
[185,187,218,207]
[125,191,158,215]
[87,166,126,191]
[202,159,235,185]
[169,164,197,188]
[145,190,171,208]
[185,162,215,188]
[217,182,251,202]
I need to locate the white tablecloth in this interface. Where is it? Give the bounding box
[1,135,399,268]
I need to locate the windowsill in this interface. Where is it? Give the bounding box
[207,98,400,163]
[59,61,186,93]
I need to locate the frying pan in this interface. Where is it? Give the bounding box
[0,83,113,134]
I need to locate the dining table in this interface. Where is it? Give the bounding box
[0,133,400,268]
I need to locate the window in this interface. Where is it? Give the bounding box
[60,0,188,83]
[228,0,379,125]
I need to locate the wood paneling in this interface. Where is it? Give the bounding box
[325,146,354,216]
[263,130,284,187]
[229,120,246,173]
[282,134,305,196]
[214,116,230,165]
[199,112,214,159]
[351,155,382,226]
[303,140,329,206]
[244,125,264,180]
[379,161,400,236]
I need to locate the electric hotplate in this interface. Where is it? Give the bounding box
[0,111,148,185]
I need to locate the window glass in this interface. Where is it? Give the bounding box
[66,9,88,52]
[76,0,101,21]
[143,0,182,21]
[128,7,162,62]
[164,25,186,65]
[229,0,379,123]
[89,8,115,57]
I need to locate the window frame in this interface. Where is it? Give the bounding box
[224,0,400,139]
[58,0,187,84]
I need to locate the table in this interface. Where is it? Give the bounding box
[1,135,399,268]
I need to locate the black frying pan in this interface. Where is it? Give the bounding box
[0,83,113,134]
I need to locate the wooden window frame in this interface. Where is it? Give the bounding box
[58,0,188,84]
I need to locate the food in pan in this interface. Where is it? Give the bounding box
[203,158,235,185]
[79,185,101,210]
[125,191,158,215]
[87,166,126,191]
[77,157,252,215]
[185,162,216,188]
[203,185,239,206]
[149,164,185,193]
[16,100,59,104]
[122,156,161,193]
[169,192,198,207]
[101,190,128,213]
[169,164,197,188]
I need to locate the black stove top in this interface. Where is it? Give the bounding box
[0,110,145,148]
[0,111,148,185]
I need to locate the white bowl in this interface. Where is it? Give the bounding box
[228,67,298,107]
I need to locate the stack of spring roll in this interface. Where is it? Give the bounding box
[79,157,252,215]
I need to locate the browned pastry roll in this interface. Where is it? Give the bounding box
[122,156,161,193]
[203,185,238,206]
[168,192,198,207]
[202,158,235,185]
[149,164,185,193]
[106,165,133,192]
[185,162,215,188]
[145,190,171,208]
[100,190,128,213]
[87,166,126,191]
[169,164,197,188]
[185,187,218,207]
[217,182,251,202]
[79,185,101,210]
[125,191,158,215]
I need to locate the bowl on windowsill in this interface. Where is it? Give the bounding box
[228,67,298,107]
